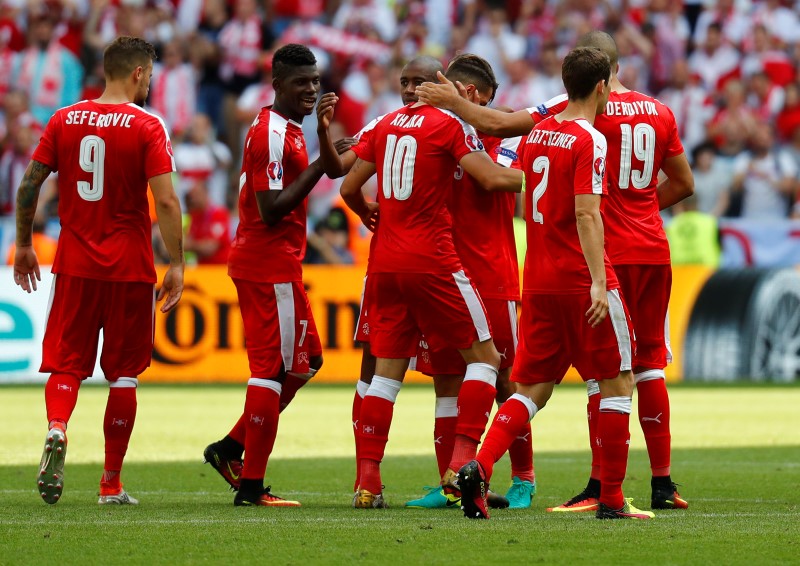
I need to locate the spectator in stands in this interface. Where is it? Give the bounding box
[173,113,232,208]
[665,194,721,268]
[305,206,353,265]
[332,0,398,44]
[707,79,759,158]
[690,141,735,218]
[748,71,785,122]
[776,81,800,144]
[731,123,798,219]
[1,90,41,149]
[750,0,800,48]
[184,180,231,265]
[741,24,796,85]
[657,60,713,155]
[150,39,196,138]
[692,0,750,48]
[14,4,83,126]
[688,22,740,93]
[0,117,38,215]
[192,0,228,134]
[464,4,525,88]
[236,59,275,130]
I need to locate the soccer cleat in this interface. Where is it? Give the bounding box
[505,476,536,509]
[596,498,655,520]
[353,488,388,509]
[37,427,67,505]
[651,478,689,509]
[457,460,490,519]
[234,486,301,507]
[203,443,243,491]
[546,486,600,513]
[98,490,139,505]
[405,485,460,509]
[487,490,510,509]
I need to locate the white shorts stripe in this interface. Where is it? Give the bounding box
[354,275,367,341]
[44,274,57,329]
[452,271,491,342]
[274,283,296,372]
[608,289,633,372]
[664,307,673,364]
[507,300,518,351]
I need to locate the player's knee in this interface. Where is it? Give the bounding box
[310,354,323,372]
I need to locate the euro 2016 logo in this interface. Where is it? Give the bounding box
[268,161,283,181]
[594,156,606,177]
[465,134,484,152]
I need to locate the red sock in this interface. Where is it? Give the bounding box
[451,379,496,470]
[279,371,314,412]
[434,416,457,478]
[45,373,81,428]
[352,385,365,491]
[475,398,532,481]
[598,408,631,510]
[587,392,601,479]
[637,377,671,476]
[508,422,534,483]
[228,413,246,446]
[241,382,280,481]
[103,383,137,484]
[357,395,395,494]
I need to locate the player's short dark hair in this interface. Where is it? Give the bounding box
[103,36,157,80]
[272,44,317,81]
[561,46,610,101]
[445,53,499,102]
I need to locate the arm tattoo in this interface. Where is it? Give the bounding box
[15,160,52,246]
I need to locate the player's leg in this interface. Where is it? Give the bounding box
[351,275,374,491]
[278,289,323,411]
[96,280,157,505]
[37,274,103,504]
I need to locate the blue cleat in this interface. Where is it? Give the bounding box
[405,485,461,509]
[505,476,536,509]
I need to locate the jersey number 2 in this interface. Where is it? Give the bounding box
[77,135,105,201]
[530,156,549,224]
[382,134,417,200]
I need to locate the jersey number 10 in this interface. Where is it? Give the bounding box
[382,134,417,200]
[77,135,105,201]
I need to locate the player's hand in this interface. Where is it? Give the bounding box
[586,282,608,327]
[415,71,467,109]
[316,92,339,131]
[13,245,41,293]
[360,201,379,232]
[334,137,358,155]
[157,264,184,313]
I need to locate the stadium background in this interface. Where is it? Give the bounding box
[0,0,799,385]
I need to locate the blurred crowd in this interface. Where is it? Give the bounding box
[2,0,800,267]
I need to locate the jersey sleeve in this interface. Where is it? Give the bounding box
[493,136,523,169]
[527,94,569,126]
[659,103,685,159]
[247,122,276,192]
[574,131,607,196]
[143,116,176,180]
[31,112,60,171]
[351,114,383,156]
[446,116,485,162]
[352,121,377,163]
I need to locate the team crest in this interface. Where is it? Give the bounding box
[465,133,484,151]
[268,161,283,181]
[165,139,173,156]
[297,351,309,365]
[594,156,606,177]
[295,136,304,150]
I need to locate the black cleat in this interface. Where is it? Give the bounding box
[596,498,654,519]
[458,460,490,519]
[203,443,243,491]
[651,477,688,509]
[486,490,510,509]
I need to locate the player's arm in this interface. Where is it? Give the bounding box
[415,72,535,137]
[657,152,695,210]
[150,172,185,313]
[459,151,524,192]
[12,159,51,292]
[575,193,608,327]
[340,157,379,232]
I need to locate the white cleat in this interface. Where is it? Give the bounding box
[98,490,139,505]
[37,428,67,505]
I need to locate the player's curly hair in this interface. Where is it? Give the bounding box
[103,36,157,80]
[272,44,317,81]
[445,53,500,103]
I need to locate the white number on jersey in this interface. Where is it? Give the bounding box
[530,155,549,224]
[77,135,106,201]
[618,123,656,190]
[382,134,416,200]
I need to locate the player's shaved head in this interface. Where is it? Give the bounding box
[400,56,443,104]
[104,36,156,80]
[577,31,619,69]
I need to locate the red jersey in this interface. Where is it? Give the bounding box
[353,103,484,274]
[521,116,618,294]
[228,107,309,283]
[189,205,231,265]
[32,100,175,283]
[450,134,522,300]
[529,91,685,265]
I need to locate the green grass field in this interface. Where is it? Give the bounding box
[1,383,798,565]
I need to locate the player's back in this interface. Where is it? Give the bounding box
[594,91,684,264]
[521,116,617,293]
[360,103,483,274]
[34,100,175,283]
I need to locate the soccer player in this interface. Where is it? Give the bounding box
[13,36,185,505]
[340,69,523,509]
[456,45,654,520]
[203,44,349,507]
[417,32,694,512]
[403,54,533,511]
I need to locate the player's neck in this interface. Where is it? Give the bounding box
[95,82,136,105]
[271,100,303,124]
[611,76,630,94]
[558,99,599,125]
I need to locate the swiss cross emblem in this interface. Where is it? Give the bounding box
[295,136,303,150]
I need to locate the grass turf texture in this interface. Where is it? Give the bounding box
[1,384,798,565]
